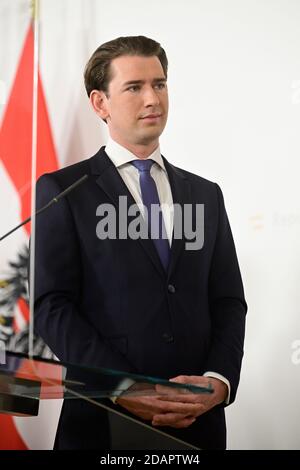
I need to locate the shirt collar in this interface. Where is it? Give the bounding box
[105,137,166,171]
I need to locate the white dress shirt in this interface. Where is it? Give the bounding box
[105,137,230,404]
[105,137,173,245]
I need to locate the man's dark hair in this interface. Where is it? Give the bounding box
[84,35,168,97]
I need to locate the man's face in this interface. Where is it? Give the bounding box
[95,55,169,148]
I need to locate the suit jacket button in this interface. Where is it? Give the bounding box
[168,284,176,293]
[162,333,174,343]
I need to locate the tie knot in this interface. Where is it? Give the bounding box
[131,159,154,173]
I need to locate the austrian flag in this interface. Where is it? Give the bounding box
[0,23,59,449]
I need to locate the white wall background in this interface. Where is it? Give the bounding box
[1,0,300,449]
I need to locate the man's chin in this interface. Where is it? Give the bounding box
[136,135,161,146]
[136,127,165,144]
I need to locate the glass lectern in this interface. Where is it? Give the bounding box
[0,349,213,450]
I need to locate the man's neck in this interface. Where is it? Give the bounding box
[108,136,159,159]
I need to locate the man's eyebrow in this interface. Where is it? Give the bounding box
[122,78,167,87]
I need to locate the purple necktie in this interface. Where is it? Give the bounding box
[131,159,170,271]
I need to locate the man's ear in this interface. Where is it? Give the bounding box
[89,90,109,121]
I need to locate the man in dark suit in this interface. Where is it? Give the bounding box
[34,36,247,450]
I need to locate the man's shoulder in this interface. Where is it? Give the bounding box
[37,147,105,188]
[166,160,218,189]
[43,159,88,182]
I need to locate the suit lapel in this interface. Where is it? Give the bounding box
[90,147,165,279]
[163,157,192,278]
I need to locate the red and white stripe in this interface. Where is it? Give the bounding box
[0,22,60,449]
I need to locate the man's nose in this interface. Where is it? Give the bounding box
[143,86,160,107]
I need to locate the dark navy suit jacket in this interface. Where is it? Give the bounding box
[34,147,247,449]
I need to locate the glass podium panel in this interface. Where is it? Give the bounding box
[0,349,213,450]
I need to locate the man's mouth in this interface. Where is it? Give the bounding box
[140,114,162,120]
